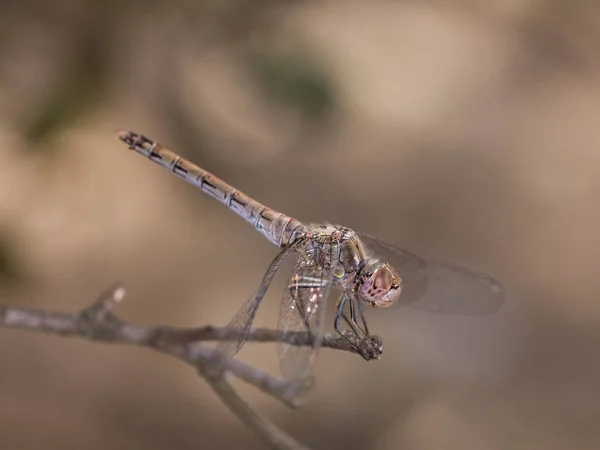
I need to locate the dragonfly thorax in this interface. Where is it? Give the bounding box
[357,260,402,307]
[302,224,364,280]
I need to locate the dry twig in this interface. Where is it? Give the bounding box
[0,282,382,450]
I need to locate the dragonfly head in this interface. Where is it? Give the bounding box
[358,261,402,307]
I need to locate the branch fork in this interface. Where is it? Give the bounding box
[0,282,383,450]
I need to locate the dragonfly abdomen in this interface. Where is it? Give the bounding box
[116,130,304,247]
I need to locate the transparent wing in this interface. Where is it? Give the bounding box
[277,242,336,381]
[357,233,504,315]
[214,288,263,360]
[214,245,297,363]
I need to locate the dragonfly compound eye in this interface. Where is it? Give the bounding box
[359,264,402,307]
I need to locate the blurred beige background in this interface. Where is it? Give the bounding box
[1,0,600,448]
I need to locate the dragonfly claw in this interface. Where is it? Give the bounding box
[357,335,383,361]
[339,331,383,360]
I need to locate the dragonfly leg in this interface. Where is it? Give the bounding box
[334,293,381,360]
[356,297,370,336]
[334,293,361,352]
[342,296,382,360]
[346,296,373,343]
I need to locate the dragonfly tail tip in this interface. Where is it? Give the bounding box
[114,129,130,141]
[114,129,139,148]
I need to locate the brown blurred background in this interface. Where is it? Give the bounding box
[1,0,600,448]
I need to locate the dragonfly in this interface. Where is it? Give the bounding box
[116,130,505,389]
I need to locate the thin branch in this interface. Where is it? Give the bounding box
[161,325,382,355]
[0,282,382,450]
[206,376,311,450]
